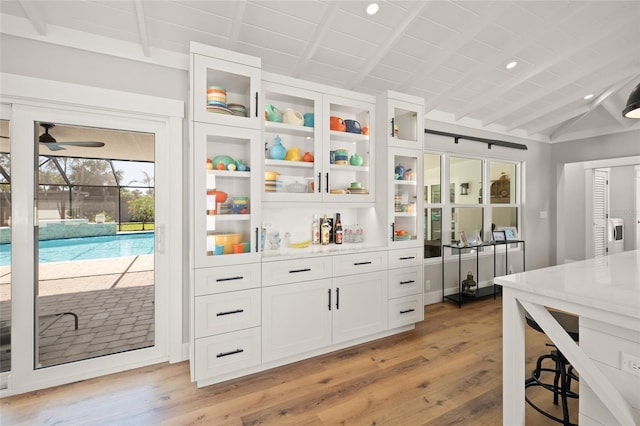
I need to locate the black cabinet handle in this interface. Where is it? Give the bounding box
[399,256,416,260]
[328,289,331,311]
[391,223,395,241]
[336,287,340,310]
[289,268,311,274]
[216,309,244,317]
[217,348,243,358]
[325,173,329,193]
[353,261,372,266]
[400,308,415,314]
[255,92,259,117]
[391,117,395,137]
[216,276,243,282]
[317,172,322,193]
[400,280,415,285]
[255,227,259,252]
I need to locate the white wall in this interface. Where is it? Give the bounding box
[609,166,637,251]
[563,163,587,261]
[550,131,640,263]
[422,120,551,301]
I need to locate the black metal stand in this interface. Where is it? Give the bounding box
[442,240,525,308]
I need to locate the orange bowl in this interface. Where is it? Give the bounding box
[214,233,242,254]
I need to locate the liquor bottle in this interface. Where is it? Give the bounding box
[311,214,320,245]
[334,213,343,244]
[321,214,331,245]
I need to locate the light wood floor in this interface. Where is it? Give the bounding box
[1,297,577,425]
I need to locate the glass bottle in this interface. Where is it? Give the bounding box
[321,214,331,245]
[334,213,343,244]
[311,214,320,245]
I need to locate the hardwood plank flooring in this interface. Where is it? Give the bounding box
[1,297,578,425]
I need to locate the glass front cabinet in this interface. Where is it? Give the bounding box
[377,91,425,247]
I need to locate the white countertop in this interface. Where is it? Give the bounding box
[495,249,640,319]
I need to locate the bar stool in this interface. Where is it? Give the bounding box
[525,310,579,426]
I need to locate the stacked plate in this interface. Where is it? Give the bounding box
[264,179,282,192]
[228,103,247,117]
[207,86,232,115]
[348,187,368,194]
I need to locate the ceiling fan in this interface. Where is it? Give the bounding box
[38,123,105,151]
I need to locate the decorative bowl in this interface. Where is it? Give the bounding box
[212,155,236,170]
[214,233,242,254]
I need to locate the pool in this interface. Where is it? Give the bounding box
[0,232,154,266]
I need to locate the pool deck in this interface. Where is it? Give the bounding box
[0,255,154,369]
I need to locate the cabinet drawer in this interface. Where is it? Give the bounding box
[388,293,424,329]
[194,327,261,380]
[195,263,261,296]
[332,250,387,276]
[195,288,261,337]
[262,256,332,287]
[388,266,422,299]
[388,247,422,269]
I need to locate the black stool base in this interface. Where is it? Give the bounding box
[525,347,578,426]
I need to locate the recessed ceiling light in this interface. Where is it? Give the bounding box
[505,61,518,70]
[583,94,594,100]
[366,3,379,15]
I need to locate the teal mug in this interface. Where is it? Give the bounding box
[265,104,282,122]
[304,113,314,127]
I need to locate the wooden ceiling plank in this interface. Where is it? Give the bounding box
[228,0,247,50]
[483,46,639,127]
[455,11,639,121]
[397,1,510,93]
[510,66,640,134]
[17,0,47,35]
[293,2,339,78]
[425,3,584,115]
[133,0,150,57]
[346,1,427,90]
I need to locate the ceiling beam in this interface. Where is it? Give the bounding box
[549,74,638,139]
[228,0,247,51]
[133,0,150,57]
[454,11,639,121]
[510,65,639,134]
[424,2,582,114]
[483,46,639,127]
[346,1,427,90]
[398,1,510,94]
[17,0,47,35]
[293,2,339,78]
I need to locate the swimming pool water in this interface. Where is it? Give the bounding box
[0,232,154,266]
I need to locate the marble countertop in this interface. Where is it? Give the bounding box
[495,249,640,319]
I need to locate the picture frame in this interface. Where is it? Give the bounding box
[499,226,518,241]
[492,230,506,242]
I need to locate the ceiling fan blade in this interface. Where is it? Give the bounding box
[44,143,66,151]
[55,141,106,148]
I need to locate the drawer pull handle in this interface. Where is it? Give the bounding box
[216,309,244,317]
[353,261,372,266]
[399,256,416,260]
[328,289,331,311]
[400,308,415,314]
[217,348,244,358]
[216,276,243,282]
[289,268,311,274]
[400,280,415,285]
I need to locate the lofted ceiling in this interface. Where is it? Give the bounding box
[1,0,639,143]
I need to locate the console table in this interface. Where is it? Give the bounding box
[497,250,640,425]
[442,240,525,307]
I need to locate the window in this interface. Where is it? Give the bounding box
[424,152,521,259]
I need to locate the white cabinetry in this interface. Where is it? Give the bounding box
[377,91,425,247]
[190,42,263,386]
[262,251,387,363]
[388,248,424,328]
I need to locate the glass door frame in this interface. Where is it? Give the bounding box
[1,74,184,396]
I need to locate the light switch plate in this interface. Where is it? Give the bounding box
[621,352,640,376]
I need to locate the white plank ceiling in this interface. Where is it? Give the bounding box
[1,0,639,143]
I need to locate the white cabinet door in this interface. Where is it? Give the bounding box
[388,147,424,247]
[322,94,375,202]
[385,97,424,150]
[193,123,261,267]
[332,271,388,344]
[192,52,262,129]
[262,80,323,202]
[262,279,333,363]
